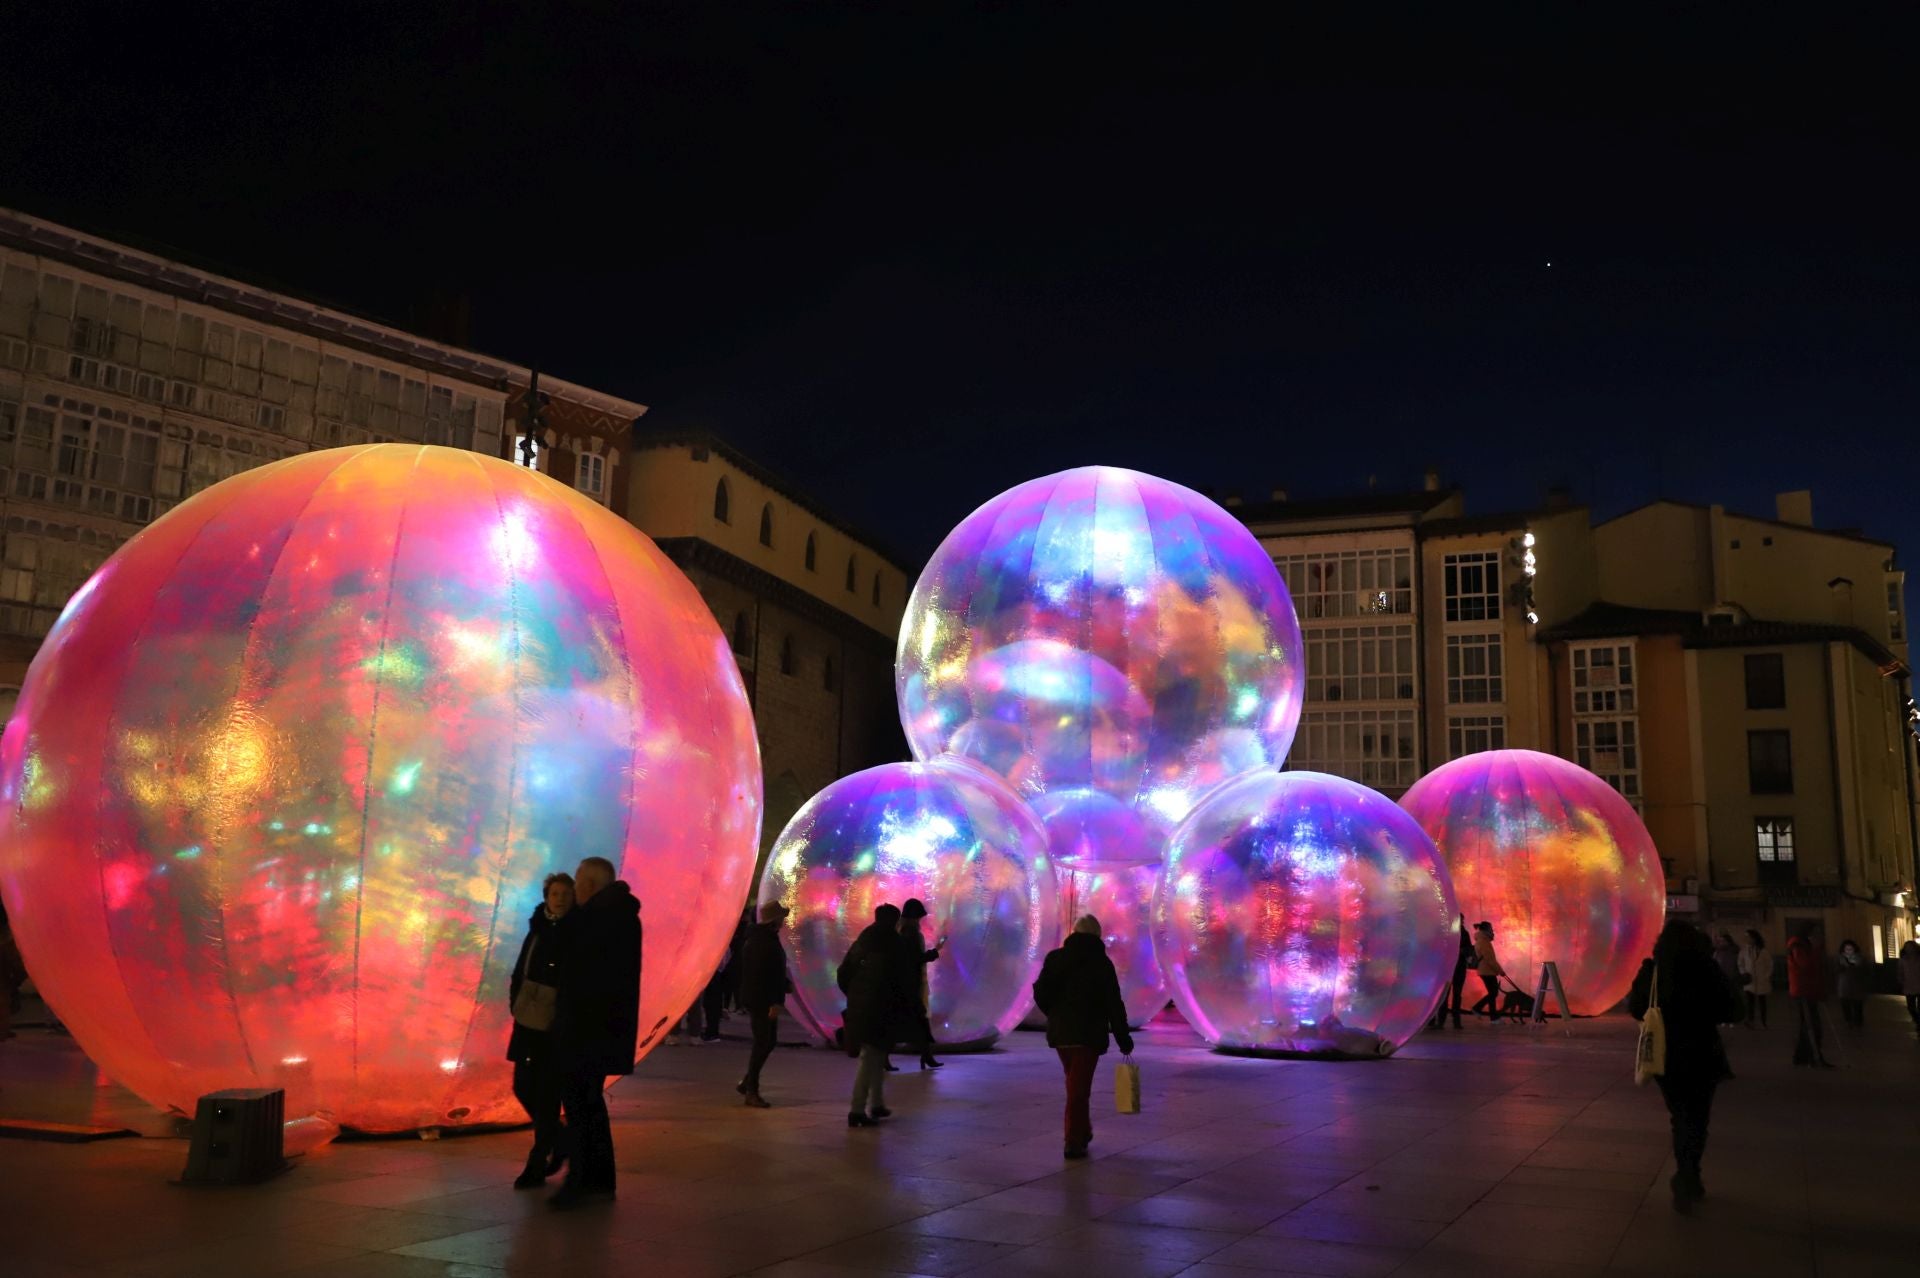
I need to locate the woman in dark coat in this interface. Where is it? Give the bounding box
[1033,915,1133,1159]
[898,898,945,1070]
[1629,919,1741,1212]
[839,904,908,1128]
[506,872,574,1188]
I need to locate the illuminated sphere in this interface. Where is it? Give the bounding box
[1154,770,1458,1056]
[759,757,1057,1048]
[1399,749,1663,1016]
[1061,863,1168,1029]
[897,466,1304,829]
[0,445,761,1132]
[1030,788,1162,870]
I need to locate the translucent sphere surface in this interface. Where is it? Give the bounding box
[1154,770,1458,1056]
[0,446,761,1131]
[1061,863,1168,1029]
[1031,788,1162,870]
[1399,750,1662,1016]
[897,466,1304,828]
[759,758,1057,1047]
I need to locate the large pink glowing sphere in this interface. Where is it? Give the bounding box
[1399,750,1663,1016]
[1154,770,1458,1056]
[1061,864,1168,1029]
[0,446,761,1132]
[759,758,1057,1048]
[897,466,1304,831]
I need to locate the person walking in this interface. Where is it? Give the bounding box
[1032,915,1133,1160]
[548,856,642,1210]
[840,904,910,1128]
[1431,915,1473,1029]
[1468,922,1506,1020]
[1629,920,1741,1213]
[1711,932,1741,988]
[506,872,575,1189]
[1786,923,1834,1068]
[1898,939,1920,1033]
[735,901,792,1108]
[1738,929,1770,1028]
[1834,940,1869,1027]
[899,898,945,1070]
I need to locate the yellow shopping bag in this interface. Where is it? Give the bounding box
[1113,1059,1141,1114]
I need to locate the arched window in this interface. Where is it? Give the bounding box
[804,532,817,572]
[845,555,857,592]
[713,477,731,524]
[779,635,796,676]
[824,657,837,692]
[730,611,751,656]
[872,572,882,607]
[759,504,774,548]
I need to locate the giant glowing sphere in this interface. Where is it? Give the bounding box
[1061,863,1168,1029]
[0,445,761,1132]
[1154,770,1458,1056]
[897,466,1304,829]
[1399,749,1662,1016]
[759,757,1057,1048]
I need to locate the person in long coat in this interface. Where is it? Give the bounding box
[1032,915,1133,1159]
[839,904,909,1128]
[506,872,574,1188]
[1629,920,1741,1212]
[898,898,945,1069]
[1900,939,1920,1032]
[735,901,792,1108]
[1833,940,1869,1026]
[548,856,642,1210]
[1431,915,1473,1029]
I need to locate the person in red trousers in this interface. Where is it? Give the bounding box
[1032,914,1132,1160]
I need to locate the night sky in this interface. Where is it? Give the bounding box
[2,4,1914,567]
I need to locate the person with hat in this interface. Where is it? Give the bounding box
[898,898,945,1070]
[735,899,793,1108]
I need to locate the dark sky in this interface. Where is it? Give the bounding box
[3,3,1915,567]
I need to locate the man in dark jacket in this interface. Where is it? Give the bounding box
[840,904,907,1127]
[1629,920,1742,1211]
[735,900,792,1108]
[1032,915,1133,1160]
[548,855,641,1210]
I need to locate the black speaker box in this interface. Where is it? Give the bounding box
[180,1087,286,1185]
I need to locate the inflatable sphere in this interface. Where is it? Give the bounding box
[1154,770,1458,1056]
[1030,787,1162,870]
[0,445,761,1132]
[759,757,1056,1047]
[1399,749,1663,1016]
[897,466,1304,830]
[1060,863,1168,1029]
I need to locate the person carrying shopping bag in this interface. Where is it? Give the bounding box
[1032,915,1133,1160]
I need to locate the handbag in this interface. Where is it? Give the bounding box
[511,935,559,1032]
[1113,1058,1142,1114]
[1634,967,1666,1085]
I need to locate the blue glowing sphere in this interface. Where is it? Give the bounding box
[1154,769,1458,1056]
[758,757,1058,1048]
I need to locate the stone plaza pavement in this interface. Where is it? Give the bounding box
[1,996,1914,1277]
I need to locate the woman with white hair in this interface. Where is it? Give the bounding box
[1032,915,1133,1160]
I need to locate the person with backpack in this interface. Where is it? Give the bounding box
[1032,915,1133,1160]
[1629,920,1741,1213]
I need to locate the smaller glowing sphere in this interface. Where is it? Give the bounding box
[1030,788,1162,870]
[1154,770,1458,1056]
[759,757,1057,1047]
[1399,749,1663,1015]
[1061,863,1168,1029]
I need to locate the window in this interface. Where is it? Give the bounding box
[1756,817,1796,884]
[1576,719,1640,798]
[512,433,539,470]
[730,612,752,656]
[779,635,795,676]
[759,504,774,548]
[714,477,730,524]
[846,555,857,592]
[804,532,817,572]
[1290,707,1419,789]
[1443,551,1501,622]
[1445,633,1503,704]
[1448,715,1506,759]
[1305,623,1416,702]
[574,451,605,499]
[1748,730,1793,795]
[1572,643,1635,713]
[1744,653,1785,710]
[1274,548,1413,619]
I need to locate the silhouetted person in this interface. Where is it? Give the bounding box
[1468,922,1505,1019]
[1033,914,1133,1159]
[735,901,792,1108]
[1738,928,1769,1028]
[548,856,641,1209]
[899,898,945,1069]
[1834,939,1868,1027]
[507,872,574,1189]
[1630,920,1741,1213]
[1901,939,1920,1032]
[1432,915,1472,1029]
[1786,922,1833,1068]
[840,904,911,1128]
